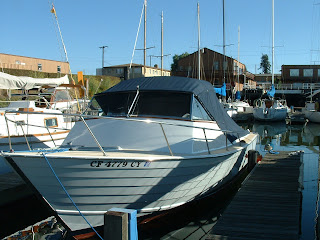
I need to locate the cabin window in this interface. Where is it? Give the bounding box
[95,91,191,119]
[191,97,212,121]
[45,118,58,127]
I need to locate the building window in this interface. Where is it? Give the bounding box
[289,69,299,77]
[57,65,61,73]
[16,60,21,65]
[213,61,219,71]
[303,69,313,77]
[133,67,141,74]
[38,64,42,71]
[223,61,228,71]
[116,68,123,74]
[318,69,320,77]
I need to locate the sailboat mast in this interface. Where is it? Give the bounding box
[161,11,164,76]
[237,26,240,91]
[223,0,226,84]
[144,0,147,74]
[272,0,274,84]
[197,2,201,80]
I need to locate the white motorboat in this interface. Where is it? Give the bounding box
[3,76,258,232]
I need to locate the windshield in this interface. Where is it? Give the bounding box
[94,91,192,119]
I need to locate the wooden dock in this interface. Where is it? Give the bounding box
[206,151,303,240]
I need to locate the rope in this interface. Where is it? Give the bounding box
[41,152,104,240]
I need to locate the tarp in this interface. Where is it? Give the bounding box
[0,72,69,90]
[235,91,241,100]
[97,76,248,138]
[267,84,275,98]
[214,83,226,97]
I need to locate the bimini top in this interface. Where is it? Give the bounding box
[0,72,69,90]
[95,76,248,138]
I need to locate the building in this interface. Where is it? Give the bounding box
[0,53,69,74]
[172,48,255,90]
[281,65,320,84]
[97,63,171,80]
[254,74,282,85]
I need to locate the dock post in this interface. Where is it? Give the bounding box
[104,208,138,240]
[248,150,258,170]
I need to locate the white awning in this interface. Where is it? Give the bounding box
[0,72,69,90]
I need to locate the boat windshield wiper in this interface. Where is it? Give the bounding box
[127,85,140,117]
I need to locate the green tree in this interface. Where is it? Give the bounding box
[171,52,189,72]
[259,54,271,74]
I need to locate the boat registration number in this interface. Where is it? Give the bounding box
[90,160,150,168]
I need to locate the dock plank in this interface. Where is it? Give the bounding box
[206,151,303,240]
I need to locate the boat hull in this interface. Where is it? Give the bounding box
[253,107,287,121]
[304,110,320,123]
[5,134,257,232]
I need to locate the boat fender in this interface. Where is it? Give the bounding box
[255,99,262,107]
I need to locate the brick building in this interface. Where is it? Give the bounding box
[0,53,69,75]
[281,65,320,83]
[172,48,255,90]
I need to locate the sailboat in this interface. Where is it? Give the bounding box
[253,0,288,122]
[303,89,320,123]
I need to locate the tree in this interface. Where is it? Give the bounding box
[171,52,189,72]
[259,54,271,74]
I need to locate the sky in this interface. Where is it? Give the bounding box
[1,0,320,76]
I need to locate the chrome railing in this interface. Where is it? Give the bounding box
[3,110,248,156]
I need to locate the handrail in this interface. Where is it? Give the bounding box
[79,115,106,156]
[4,112,12,151]
[17,122,31,151]
[3,109,248,156]
[3,110,241,135]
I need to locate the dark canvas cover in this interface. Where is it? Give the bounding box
[97,76,248,139]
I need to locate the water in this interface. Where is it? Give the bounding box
[139,122,320,240]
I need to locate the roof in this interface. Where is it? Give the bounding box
[98,76,247,138]
[103,63,171,71]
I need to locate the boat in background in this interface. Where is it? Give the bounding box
[0,72,87,173]
[303,89,320,123]
[253,95,288,122]
[253,0,288,122]
[3,76,258,233]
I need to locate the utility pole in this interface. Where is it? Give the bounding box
[99,46,108,68]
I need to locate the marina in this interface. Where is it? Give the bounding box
[1,1,320,239]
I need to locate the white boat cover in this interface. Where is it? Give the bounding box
[0,72,69,90]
